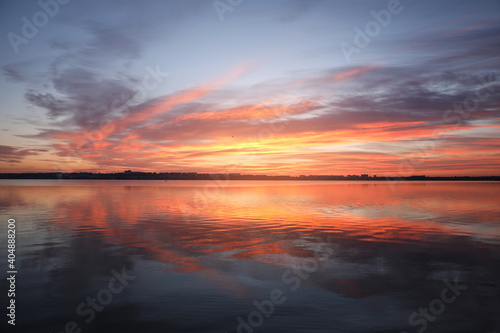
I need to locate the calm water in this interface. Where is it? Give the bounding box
[1,180,499,333]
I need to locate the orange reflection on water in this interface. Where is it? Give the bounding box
[1,180,500,293]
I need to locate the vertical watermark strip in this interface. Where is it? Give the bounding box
[6,218,17,326]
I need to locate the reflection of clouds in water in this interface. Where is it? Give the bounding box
[1,181,499,332]
[318,205,438,220]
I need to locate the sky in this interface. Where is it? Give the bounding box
[0,0,499,176]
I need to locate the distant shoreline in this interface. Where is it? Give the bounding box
[1,173,499,181]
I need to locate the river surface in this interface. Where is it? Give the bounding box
[1,180,499,332]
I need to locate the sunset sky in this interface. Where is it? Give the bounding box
[0,0,499,176]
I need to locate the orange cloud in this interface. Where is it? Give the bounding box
[14,113,500,176]
[112,61,258,133]
[330,66,378,82]
[172,100,320,122]
[442,18,499,37]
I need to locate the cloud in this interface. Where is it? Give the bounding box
[3,4,500,175]
[330,66,379,82]
[0,145,46,163]
[169,101,321,122]
[401,22,500,70]
[25,91,71,118]
[17,60,500,175]
[2,64,26,83]
[25,66,138,129]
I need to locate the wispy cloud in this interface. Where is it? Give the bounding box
[0,145,46,164]
[330,66,379,82]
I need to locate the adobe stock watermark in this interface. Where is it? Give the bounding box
[50,266,135,333]
[401,277,467,333]
[7,0,72,54]
[339,0,404,63]
[213,0,243,21]
[235,236,334,333]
